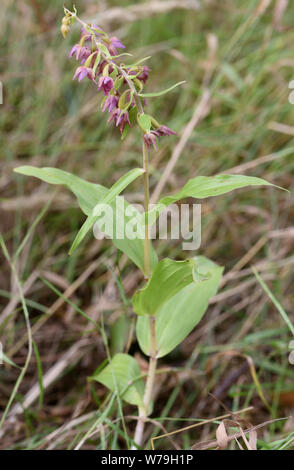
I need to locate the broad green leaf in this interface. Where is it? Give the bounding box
[14,166,106,215]
[144,174,275,225]
[136,256,223,357]
[91,192,158,275]
[69,167,144,254]
[69,215,99,255]
[97,168,144,205]
[132,258,197,317]
[90,353,144,407]
[14,166,157,273]
[110,316,131,355]
[139,80,186,98]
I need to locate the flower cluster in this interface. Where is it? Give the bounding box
[65,16,176,144]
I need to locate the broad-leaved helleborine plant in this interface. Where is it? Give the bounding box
[14,7,276,449]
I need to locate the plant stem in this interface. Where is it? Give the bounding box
[143,317,157,409]
[132,142,157,449]
[133,316,157,448]
[142,140,150,280]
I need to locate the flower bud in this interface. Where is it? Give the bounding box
[62,16,71,25]
[144,132,158,150]
[79,35,87,48]
[61,23,70,38]
[128,66,139,76]
[118,90,133,111]
[102,64,110,77]
[133,78,143,93]
[150,116,160,129]
[84,51,97,68]
[98,76,114,96]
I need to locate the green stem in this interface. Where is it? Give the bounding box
[132,143,157,449]
[74,15,144,115]
[133,316,157,449]
[142,140,150,280]
[143,317,157,409]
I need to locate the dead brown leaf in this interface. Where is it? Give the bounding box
[192,417,286,450]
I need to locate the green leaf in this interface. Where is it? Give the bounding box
[69,167,144,254]
[90,353,144,407]
[132,258,197,316]
[144,174,276,225]
[137,114,152,133]
[69,215,98,255]
[110,316,131,355]
[136,256,223,357]
[14,166,157,274]
[139,80,186,98]
[92,51,101,77]
[121,123,130,140]
[14,166,106,215]
[114,76,124,91]
[102,168,144,205]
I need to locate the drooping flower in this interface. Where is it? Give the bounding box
[143,132,158,150]
[117,111,131,133]
[79,28,92,43]
[98,76,114,95]
[155,125,176,137]
[143,125,176,150]
[102,95,119,113]
[66,19,175,140]
[73,66,93,81]
[69,44,91,64]
[108,36,125,55]
[137,66,150,84]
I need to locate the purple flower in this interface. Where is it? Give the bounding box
[69,44,80,58]
[143,132,158,150]
[79,28,92,42]
[110,37,125,48]
[137,66,150,84]
[73,66,93,82]
[108,108,131,133]
[107,108,120,124]
[98,76,114,95]
[155,125,176,137]
[143,126,176,150]
[108,36,125,55]
[102,95,119,113]
[79,25,105,46]
[69,44,91,64]
[96,60,107,75]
